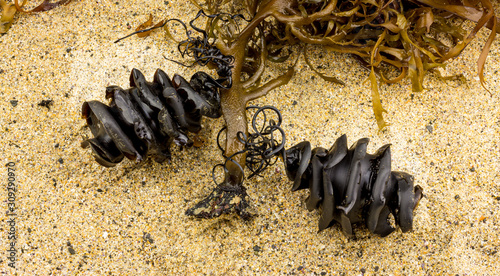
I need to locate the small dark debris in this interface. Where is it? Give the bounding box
[55,143,59,148]
[320,272,327,276]
[292,100,297,105]
[426,125,433,133]
[0,69,4,74]
[58,158,64,164]
[360,268,366,273]
[297,266,304,271]
[141,181,146,187]
[27,227,32,233]
[145,46,151,50]
[455,195,460,200]
[143,232,154,244]
[97,188,103,193]
[38,99,53,110]
[67,242,76,255]
[357,249,363,257]
[374,266,379,272]
[9,142,20,148]
[253,245,261,252]
[66,48,71,53]
[469,167,475,172]
[494,196,500,201]
[10,100,18,107]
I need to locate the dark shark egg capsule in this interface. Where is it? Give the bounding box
[284,135,423,237]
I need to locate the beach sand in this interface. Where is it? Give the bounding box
[1,1,499,274]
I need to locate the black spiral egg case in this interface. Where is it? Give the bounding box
[81,68,222,167]
[284,135,423,237]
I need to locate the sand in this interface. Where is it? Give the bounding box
[1,0,499,274]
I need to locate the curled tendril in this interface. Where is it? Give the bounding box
[241,105,286,178]
[212,105,286,184]
[115,10,251,90]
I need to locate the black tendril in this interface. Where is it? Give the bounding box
[114,10,251,90]
[212,105,286,185]
[241,105,286,178]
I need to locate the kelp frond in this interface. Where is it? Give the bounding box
[126,0,498,131]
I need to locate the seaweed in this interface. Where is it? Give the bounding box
[0,0,73,34]
[0,0,18,33]
[186,105,286,219]
[85,0,497,223]
[170,1,495,207]
[162,0,498,129]
[133,14,165,38]
[15,0,71,12]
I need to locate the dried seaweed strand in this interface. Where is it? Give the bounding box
[1,0,72,34]
[15,0,71,13]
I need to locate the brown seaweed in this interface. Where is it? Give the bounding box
[97,0,497,219]
[186,105,286,219]
[179,0,497,129]
[134,14,165,38]
[0,0,20,33]
[1,0,72,34]
[14,0,71,12]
